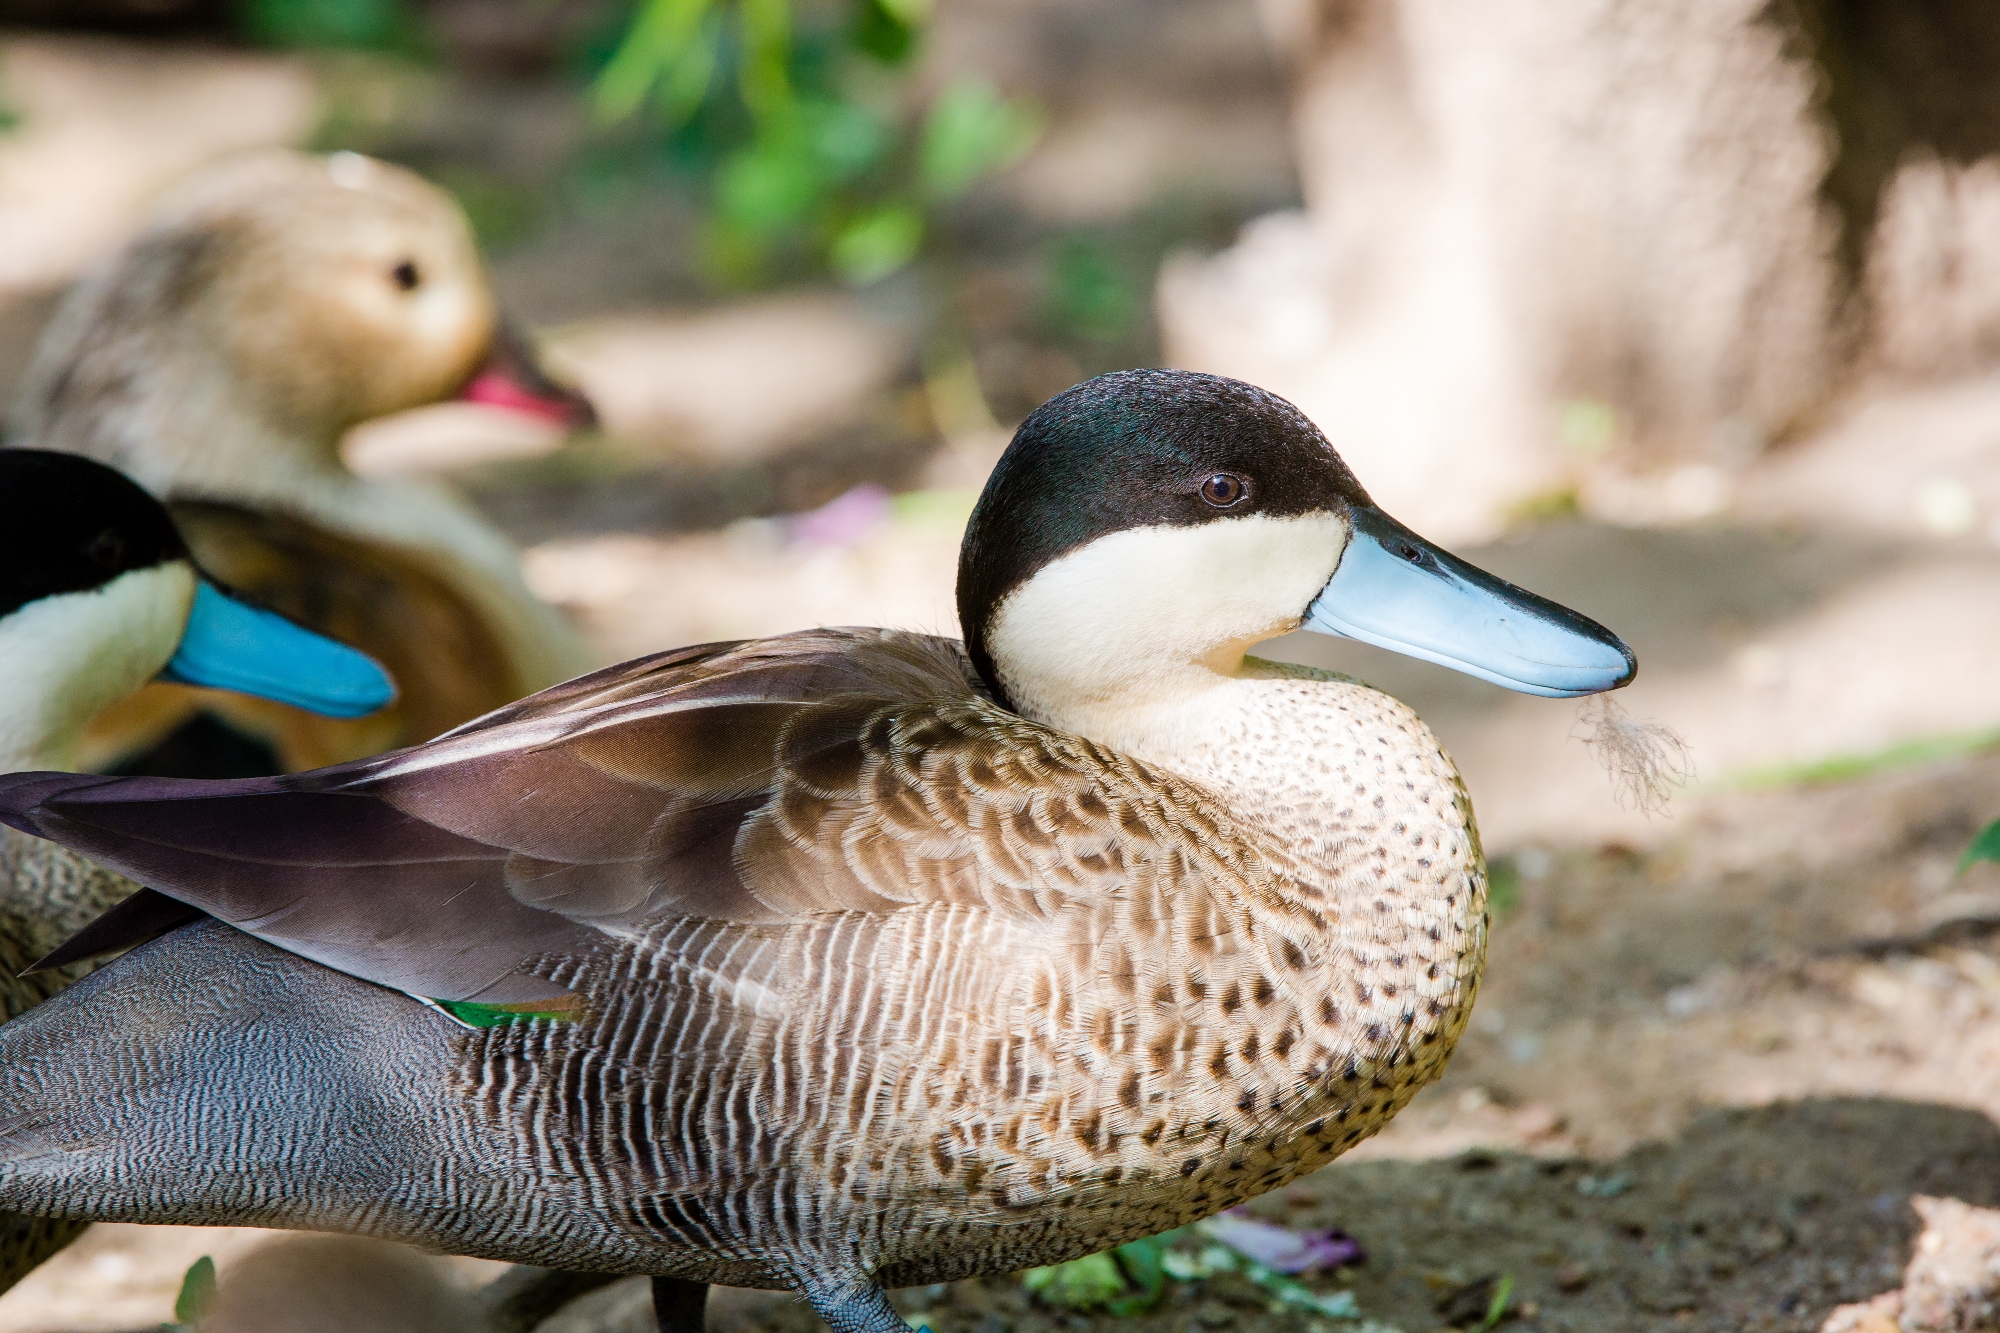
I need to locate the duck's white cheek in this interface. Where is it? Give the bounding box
[987,511,1350,697]
[0,562,196,765]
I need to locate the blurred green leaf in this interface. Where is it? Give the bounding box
[1019,1238,1170,1316]
[716,133,822,234]
[594,0,718,124]
[831,203,923,284]
[890,486,978,533]
[1106,1236,1168,1315]
[1559,397,1619,456]
[852,0,921,63]
[1022,1251,1127,1310]
[595,0,1032,283]
[799,96,891,180]
[737,0,793,122]
[919,77,1041,199]
[700,217,774,287]
[1963,819,2000,874]
[1506,485,1581,526]
[237,0,409,49]
[648,13,724,124]
[1719,726,2000,791]
[1045,236,1140,341]
[1486,859,1521,917]
[174,1255,217,1326]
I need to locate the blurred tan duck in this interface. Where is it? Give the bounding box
[6,149,597,773]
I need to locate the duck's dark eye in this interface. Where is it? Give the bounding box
[86,528,126,569]
[391,260,421,292]
[1199,473,1249,508]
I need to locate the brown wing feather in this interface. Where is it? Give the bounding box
[6,629,1304,1013]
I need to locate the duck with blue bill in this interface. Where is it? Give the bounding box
[0,449,396,1292]
[0,372,1628,1333]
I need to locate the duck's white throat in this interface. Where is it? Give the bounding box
[983,511,1347,758]
[0,564,193,771]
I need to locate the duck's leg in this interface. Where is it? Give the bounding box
[797,1279,910,1333]
[479,1267,620,1331]
[652,1276,709,1333]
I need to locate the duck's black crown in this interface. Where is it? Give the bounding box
[0,450,188,621]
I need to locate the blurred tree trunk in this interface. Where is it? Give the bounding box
[1161,0,2000,539]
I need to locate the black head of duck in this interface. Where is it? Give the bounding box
[961,368,1631,739]
[0,450,396,773]
[0,372,1631,1333]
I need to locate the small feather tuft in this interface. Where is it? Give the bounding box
[1572,695,1693,814]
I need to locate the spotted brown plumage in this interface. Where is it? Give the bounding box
[0,369,1633,1333]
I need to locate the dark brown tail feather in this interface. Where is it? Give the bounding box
[26,888,202,975]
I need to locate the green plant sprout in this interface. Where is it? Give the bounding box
[594,0,1041,284]
[1023,1225,1370,1321]
[1021,1242,1163,1316]
[1471,1272,1515,1333]
[169,1254,216,1330]
[1963,819,2000,874]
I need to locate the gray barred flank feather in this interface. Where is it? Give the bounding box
[0,827,137,1283]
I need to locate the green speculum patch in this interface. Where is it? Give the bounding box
[430,997,582,1028]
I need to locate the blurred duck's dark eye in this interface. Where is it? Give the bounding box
[1199,473,1249,508]
[391,260,421,292]
[86,528,125,569]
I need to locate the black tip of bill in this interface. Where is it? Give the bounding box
[1304,507,1636,699]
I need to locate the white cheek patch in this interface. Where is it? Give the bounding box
[986,511,1349,711]
[0,562,196,769]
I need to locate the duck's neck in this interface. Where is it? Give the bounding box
[1009,652,1481,895]
[13,322,350,505]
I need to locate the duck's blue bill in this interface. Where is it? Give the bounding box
[1304,506,1636,697]
[158,580,397,718]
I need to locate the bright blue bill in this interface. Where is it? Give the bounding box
[159,581,397,718]
[1304,506,1636,698]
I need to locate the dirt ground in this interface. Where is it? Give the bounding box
[2,8,2000,1333]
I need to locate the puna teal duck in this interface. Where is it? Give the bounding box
[0,448,395,1290]
[0,371,1632,1333]
[6,149,596,774]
